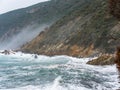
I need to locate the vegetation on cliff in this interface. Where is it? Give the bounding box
[0,0,82,44]
[109,0,120,20]
[21,0,120,57]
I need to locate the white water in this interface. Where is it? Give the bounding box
[0,52,119,90]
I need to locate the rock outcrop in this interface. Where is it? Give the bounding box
[87,54,115,65]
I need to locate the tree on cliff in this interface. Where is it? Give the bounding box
[109,0,120,19]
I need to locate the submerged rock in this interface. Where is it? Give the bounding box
[87,54,115,65]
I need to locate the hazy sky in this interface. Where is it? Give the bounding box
[0,0,49,14]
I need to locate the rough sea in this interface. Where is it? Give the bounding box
[0,51,119,90]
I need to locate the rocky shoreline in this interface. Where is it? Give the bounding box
[19,0,120,66]
[87,54,115,65]
[21,47,116,66]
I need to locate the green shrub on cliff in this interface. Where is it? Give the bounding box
[22,0,120,56]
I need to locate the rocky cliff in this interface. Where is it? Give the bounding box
[21,0,120,57]
[0,0,84,49]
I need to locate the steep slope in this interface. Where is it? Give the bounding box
[0,0,85,37]
[22,0,120,57]
[0,0,83,49]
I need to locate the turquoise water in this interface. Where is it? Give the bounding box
[0,52,119,90]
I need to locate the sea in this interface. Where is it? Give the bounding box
[0,51,119,90]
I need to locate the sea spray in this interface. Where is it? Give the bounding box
[0,52,119,90]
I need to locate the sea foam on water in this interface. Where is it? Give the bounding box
[0,51,119,90]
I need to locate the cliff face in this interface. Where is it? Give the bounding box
[21,0,120,57]
[0,0,83,49]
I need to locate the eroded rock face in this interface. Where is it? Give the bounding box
[87,54,115,65]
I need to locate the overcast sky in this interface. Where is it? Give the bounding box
[0,0,49,14]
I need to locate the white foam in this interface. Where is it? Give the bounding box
[3,76,92,90]
[0,51,119,90]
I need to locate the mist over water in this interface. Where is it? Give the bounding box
[0,24,49,50]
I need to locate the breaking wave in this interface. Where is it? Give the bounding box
[0,52,119,90]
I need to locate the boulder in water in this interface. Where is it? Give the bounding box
[34,54,38,59]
